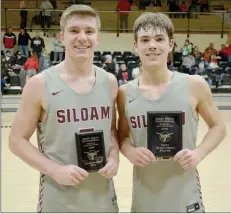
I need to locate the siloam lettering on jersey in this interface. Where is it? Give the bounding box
[130,115,147,128]
[56,106,110,123]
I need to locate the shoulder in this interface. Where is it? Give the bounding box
[118,81,130,94]
[107,72,118,101]
[20,73,46,106]
[96,66,118,85]
[188,74,212,100]
[26,72,46,90]
[118,80,136,99]
[95,66,118,100]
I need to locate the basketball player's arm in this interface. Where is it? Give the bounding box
[108,73,120,159]
[8,75,61,176]
[117,85,135,155]
[193,75,227,159]
[117,85,155,166]
[98,73,119,177]
[174,75,227,169]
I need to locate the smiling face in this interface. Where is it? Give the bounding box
[60,14,99,61]
[134,27,174,69]
[133,13,174,70]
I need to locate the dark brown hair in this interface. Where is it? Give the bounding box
[133,12,174,41]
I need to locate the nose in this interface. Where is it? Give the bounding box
[78,30,87,42]
[149,39,157,50]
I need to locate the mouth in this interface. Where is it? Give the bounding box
[146,53,161,56]
[74,46,90,50]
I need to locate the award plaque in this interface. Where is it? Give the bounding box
[147,111,184,158]
[75,130,106,172]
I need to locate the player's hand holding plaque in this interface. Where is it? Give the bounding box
[75,129,106,172]
[147,111,184,158]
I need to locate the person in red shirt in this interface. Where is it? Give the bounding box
[116,0,131,32]
[200,0,208,12]
[24,51,39,82]
[219,44,231,61]
[3,27,17,56]
[118,63,129,86]
[179,1,188,18]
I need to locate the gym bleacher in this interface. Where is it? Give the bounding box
[2,48,231,95]
[1,0,231,95]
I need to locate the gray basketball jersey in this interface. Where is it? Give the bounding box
[124,71,205,213]
[36,66,119,212]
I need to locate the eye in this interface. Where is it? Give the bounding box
[70,29,78,33]
[86,30,94,34]
[156,37,163,42]
[141,38,149,42]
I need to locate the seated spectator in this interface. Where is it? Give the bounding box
[188,42,193,53]
[203,48,215,66]
[195,62,212,87]
[24,52,39,82]
[208,56,219,69]
[117,63,129,86]
[227,32,231,45]
[219,44,227,60]
[132,66,140,79]
[219,43,231,62]
[181,39,191,56]
[1,77,10,95]
[182,53,196,69]
[1,56,11,85]
[5,50,16,67]
[13,52,27,70]
[192,46,202,63]
[112,57,120,76]
[3,50,17,77]
[203,42,217,60]
[102,55,116,76]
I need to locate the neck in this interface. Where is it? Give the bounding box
[63,55,94,77]
[140,65,172,85]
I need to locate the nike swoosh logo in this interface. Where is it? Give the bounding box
[52,90,63,95]
[129,98,136,103]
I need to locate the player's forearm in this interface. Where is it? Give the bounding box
[119,136,135,158]
[9,137,60,177]
[108,131,119,160]
[196,124,227,159]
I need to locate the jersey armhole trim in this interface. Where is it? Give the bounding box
[38,70,51,125]
[186,74,199,123]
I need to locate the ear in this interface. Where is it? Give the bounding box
[59,31,65,46]
[133,40,140,56]
[169,38,174,53]
[60,31,64,41]
[96,32,100,46]
[133,40,138,50]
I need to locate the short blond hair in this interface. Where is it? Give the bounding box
[60,4,101,32]
[133,12,174,41]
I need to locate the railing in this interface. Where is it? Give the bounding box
[1,8,231,38]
